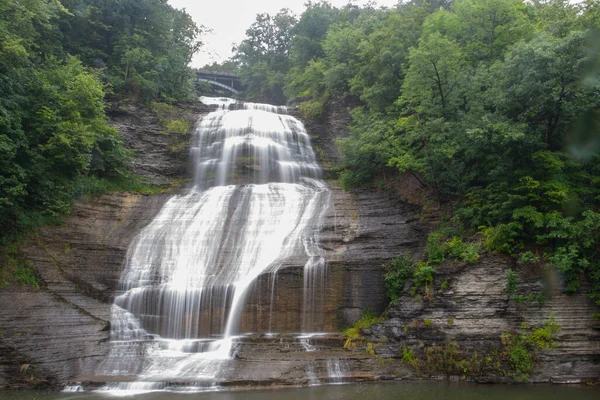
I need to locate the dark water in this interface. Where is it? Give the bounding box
[1,383,598,400]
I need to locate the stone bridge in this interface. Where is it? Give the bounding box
[196,71,242,94]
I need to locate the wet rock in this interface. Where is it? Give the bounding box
[109,102,210,186]
[0,102,207,389]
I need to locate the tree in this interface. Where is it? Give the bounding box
[58,0,203,101]
[234,9,298,103]
[351,2,429,111]
[491,31,596,151]
[453,0,531,64]
[400,33,467,118]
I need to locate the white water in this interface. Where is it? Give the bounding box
[97,97,331,391]
[326,358,350,384]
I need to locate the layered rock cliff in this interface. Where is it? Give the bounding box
[0,100,428,389]
[0,102,206,389]
[0,99,598,390]
[302,97,600,384]
[362,254,600,383]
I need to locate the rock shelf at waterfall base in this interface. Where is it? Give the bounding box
[69,336,375,390]
[70,333,384,394]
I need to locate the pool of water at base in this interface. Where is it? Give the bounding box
[0,382,598,400]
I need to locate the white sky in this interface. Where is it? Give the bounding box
[168,0,401,67]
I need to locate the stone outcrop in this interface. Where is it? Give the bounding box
[238,185,428,333]
[108,102,209,186]
[361,254,600,383]
[0,192,173,388]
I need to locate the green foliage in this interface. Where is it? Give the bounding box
[400,32,467,118]
[384,255,412,303]
[72,175,170,199]
[505,268,545,303]
[506,268,519,295]
[0,48,130,239]
[59,0,203,101]
[0,0,202,242]
[165,120,191,135]
[151,102,192,135]
[502,334,534,381]
[402,342,485,378]
[399,316,560,380]
[0,244,39,289]
[343,308,383,339]
[423,343,483,378]
[233,9,297,104]
[447,237,482,263]
[424,222,482,265]
[500,315,561,380]
[523,314,561,349]
[402,346,418,367]
[440,280,449,292]
[412,262,436,295]
[299,98,327,122]
[385,224,483,302]
[518,251,541,265]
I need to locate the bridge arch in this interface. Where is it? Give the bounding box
[196,78,240,94]
[195,71,242,94]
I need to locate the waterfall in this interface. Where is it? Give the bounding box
[97,97,331,391]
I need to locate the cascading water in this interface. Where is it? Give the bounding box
[97,97,331,392]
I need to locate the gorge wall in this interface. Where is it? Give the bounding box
[0,100,427,389]
[364,254,600,383]
[0,102,205,389]
[0,99,598,390]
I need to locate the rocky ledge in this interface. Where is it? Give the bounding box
[108,102,210,186]
[359,254,600,383]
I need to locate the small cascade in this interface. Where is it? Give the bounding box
[298,335,316,352]
[306,364,320,386]
[96,97,334,393]
[326,357,350,384]
[62,384,84,393]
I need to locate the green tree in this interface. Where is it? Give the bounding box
[453,0,532,64]
[400,32,467,118]
[234,9,298,103]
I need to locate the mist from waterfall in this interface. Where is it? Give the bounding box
[97,97,331,389]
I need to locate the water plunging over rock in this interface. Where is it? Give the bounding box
[97,97,332,391]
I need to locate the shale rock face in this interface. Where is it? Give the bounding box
[0,102,428,389]
[109,102,209,185]
[239,185,428,333]
[363,255,600,383]
[0,192,172,388]
[0,186,427,389]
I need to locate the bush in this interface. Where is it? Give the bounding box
[412,261,436,295]
[166,119,191,135]
[447,237,481,263]
[299,98,327,122]
[343,308,383,339]
[384,255,412,303]
[500,315,561,380]
[0,244,39,289]
[506,268,518,295]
